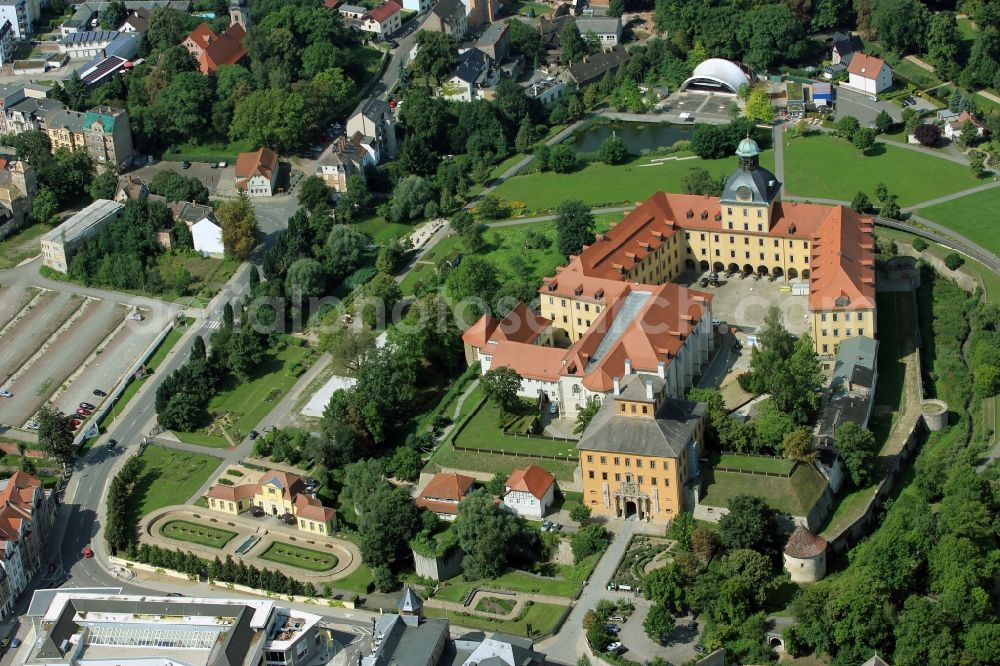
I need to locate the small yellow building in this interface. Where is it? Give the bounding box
[206,470,336,536]
[578,374,706,522]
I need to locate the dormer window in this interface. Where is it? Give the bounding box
[686,209,693,219]
[700,211,708,220]
[835,296,850,307]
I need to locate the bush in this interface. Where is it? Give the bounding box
[571,524,611,563]
[944,252,965,270]
[569,504,592,522]
[912,237,928,252]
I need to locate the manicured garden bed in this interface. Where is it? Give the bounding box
[423,601,567,637]
[160,519,237,548]
[259,542,339,572]
[475,596,517,615]
[429,441,578,482]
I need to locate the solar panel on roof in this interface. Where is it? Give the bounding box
[81,56,126,85]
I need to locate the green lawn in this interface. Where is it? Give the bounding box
[700,463,827,516]
[505,0,549,15]
[333,563,375,594]
[957,15,978,42]
[0,221,52,269]
[914,186,1000,257]
[354,214,413,244]
[434,553,600,601]
[260,542,339,572]
[893,59,941,88]
[160,519,237,548]
[424,601,567,636]
[429,440,577,482]
[451,394,579,460]
[710,453,795,475]
[820,484,878,539]
[492,149,775,214]
[158,254,240,294]
[163,139,255,163]
[783,134,982,206]
[133,445,222,518]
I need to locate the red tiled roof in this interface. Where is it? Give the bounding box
[197,23,246,74]
[294,493,336,522]
[784,525,827,558]
[808,208,876,311]
[505,465,554,499]
[206,483,259,501]
[419,473,475,502]
[366,0,401,22]
[488,342,565,382]
[847,53,886,78]
[185,22,215,51]
[540,271,630,304]
[462,303,551,349]
[235,147,279,187]
[324,0,341,7]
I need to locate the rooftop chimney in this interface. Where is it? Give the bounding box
[613,376,621,395]
[624,358,632,375]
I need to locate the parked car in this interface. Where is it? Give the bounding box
[699,277,709,288]
[548,401,558,415]
[247,430,259,440]
[210,162,218,168]
[181,161,191,169]
[694,646,706,653]
[609,615,626,623]
[25,420,39,430]
[81,547,94,558]
[77,407,93,415]
[9,637,19,648]
[106,439,117,450]
[604,623,620,634]
[167,592,184,597]
[93,388,107,397]
[279,513,296,525]
[249,506,265,517]
[686,621,698,631]
[218,161,227,168]
[129,312,144,321]
[70,419,82,428]
[80,402,96,410]
[0,390,11,398]
[263,425,275,433]
[0,637,9,648]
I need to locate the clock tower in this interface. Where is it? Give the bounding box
[719,135,782,230]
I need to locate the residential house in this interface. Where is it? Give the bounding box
[577,375,707,522]
[830,31,863,65]
[0,83,61,135]
[845,53,892,95]
[459,634,547,666]
[45,105,134,169]
[524,74,566,104]
[206,470,337,536]
[0,156,36,241]
[943,110,987,140]
[235,146,279,197]
[315,133,376,193]
[476,21,510,61]
[810,82,832,107]
[118,7,150,33]
[563,45,630,86]
[539,14,573,51]
[415,472,475,521]
[346,96,398,160]
[502,466,555,519]
[182,20,247,74]
[0,471,57,618]
[421,0,466,39]
[339,3,366,19]
[443,47,500,101]
[191,217,224,256]
[40,199,124,272]
[466,0,499,27]
[60,1,192,36]
[0,0,31,40]
[75,32,141,86]
[362,589,449,666]
[576,16,621,47]
[360,1,402,40]
[59,30,119,58]
[401,0,430,12]
[0,20,14,67]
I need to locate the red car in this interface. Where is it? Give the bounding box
[82,547,94,558]
[70,419,82,429]
[76,408,92,416]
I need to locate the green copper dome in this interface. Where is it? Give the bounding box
[736,136,760,158]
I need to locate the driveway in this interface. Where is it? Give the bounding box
[834,86,901,125]
[127,161,226,194]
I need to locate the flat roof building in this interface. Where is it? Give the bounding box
[39,199,123,272]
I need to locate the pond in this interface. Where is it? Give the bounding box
[571,121,695,154]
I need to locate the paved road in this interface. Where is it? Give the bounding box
[834,86,901,124]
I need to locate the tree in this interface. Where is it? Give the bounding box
[37,404,74,464]
[482,366,522,414]
[99,0,127,29]
[361,273,403,327]
[226,328,266,380]
[834,421,877,486]
[89,163,118,200]
[477,194,510,220]
[851,191,872,213]
[286,258,326,298]
[412,31,458,84]
[944,252,965,270]
[598,134,629,165]
[871,0,928,54]
[607,0,626,16]
[555,200,596,257]
[570,524,610,562]
[150,72,213,143]
[718,495,781,555]
[836,115,861,140]
[456,490,523,579]
[925,12,963,81]
[385,175,434,223]
[298,175,331,212]
[644,562,688,613]
[229,89,311,153]
[913,123,941,147]
[853,127,876,153]
[736,4,805,70]
[447,255,501,318]
[190,335,206,361]
[880,194,902,220]
[218,195,259,259]
[873,110,893,134]
[643,603,674,641]
[743,87,774,123]
[574,401,600,434]
[561,22,588,64]
[32,188,58,223]
[782,428,817,463]
[149,171,209,204]
[570,504,592,522]
[357,485,421,568]
[324,225,368,281]
[549,143,578,173]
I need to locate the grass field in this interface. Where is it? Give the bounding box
[0,221,52,269]
[430,440,578,481]
[133,445,222,518]
[451,393,579,460]
[424,600,567,636]
[700,463,827,516]
[711,453,795,475]
[957,15,978,42]
[491,150,776,213]
[476,596,517,614]
[160,519,237,548]
[893,59,941,88]
[164,138,255,163]
[914,186,1000,257]
[433,553,600,601]
[157,254,240,294]
[259,542,339,572]
[783,134,982,206]
[354,214,412,244]
[333,563,374,594]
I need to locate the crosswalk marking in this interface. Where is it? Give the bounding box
[202,320,223,330]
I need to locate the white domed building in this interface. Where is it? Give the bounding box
[783,525,828,582]
[679,58,753,95]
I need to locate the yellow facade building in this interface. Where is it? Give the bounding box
[577,374,706,520]
[206,470,336,537]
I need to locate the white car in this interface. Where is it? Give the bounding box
[129,312,144,321]
[25,421,39,430]
[0,390,11,398]
[606,642,623,652]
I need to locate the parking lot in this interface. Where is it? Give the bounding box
[609,597,705,665]
[127,160,230,195]
[664,91,734,122]
[683,270,812,338]
[0,287,171,431]
[833,86,902,126]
